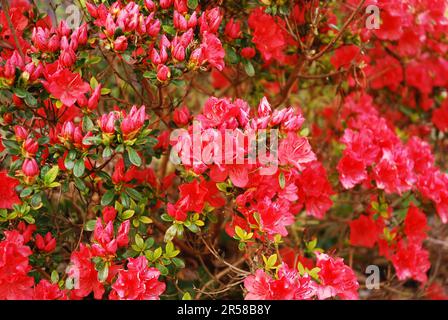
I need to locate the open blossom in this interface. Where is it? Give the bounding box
[391,239,430,283]
[349,215,382,248]
[278,132,316,171]
[0,171,20,209]
[244,264,317,300]
[315,253,359,300]
[33,280,66,300]
[109,256,165,300]
[67,244,104,300]
[42,68,91,107]
[200,32,225,71]
[0,231,34,300]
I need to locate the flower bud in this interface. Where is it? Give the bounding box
[23,138,39,158]
[102,206,117,223]
[35,232,56,253]
[172,43,185,62]
[225,19,241,39]
[88,84,102,111]
[173,11,188,31]
[173,105,190,126]
[144,0,156,11]
[113,35,128,52]
[160,0,173,9]
[22,158,39,178]
[156,64,171,82]
[14,126,29,142]
[241,47,256,59]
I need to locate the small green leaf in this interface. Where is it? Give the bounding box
[44,166,59,185]
[84,219,97,231]
[73,159,85,178]
[126,147,142,167]
[135,234,144,249]
[187,0,198,10]
[244,60,255,77]
[120,209,135,220]
[101,189,115,206]
[279,172,285,189]
[182,292,192,300]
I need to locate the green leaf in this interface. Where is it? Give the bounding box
[97,265,109,282]
[22,215,35,224]
[172,257,185,269]
[101,189,115,206]
[44,166,59,185]
[244,60,255,77]
[20,187,33,198]
[73,159,85,178]
[51,270,59,284]
[13,88,27,98]
[162,25,176,36]
[84,219,97,231]
[102,146,113,159]
[100,87,111,95]
[156,263,169,276]
[182,292,192,300]
[120,209,135,220]
[279,172,285,189]
[126,147,142,167]
[187,0,198,10]
[82,115,94,132]
[135,234,145,249]
[90,76,99,89]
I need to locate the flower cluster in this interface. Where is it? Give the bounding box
[244,253,359,300]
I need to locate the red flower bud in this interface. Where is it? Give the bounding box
[113,36,128,52]
[88,84,102,111]
[160,0,173,9]
[23,138,39,158]
[3,113,12,125]
[187,12,198,28]
[173,105,190,126]
[156,64,171,82]
[12,94,24,107]
[144,0,156,11]
[173,11,188,31]
[99,113,116,134]
[22,158,39,178]
[174,0,188,14]
[172,43,185,62]
[61,121,75,142]
[102,206,117,223]
[14,126,29,142]
[241,47,256,59]
[225,19,242,39]
[35,232,56,253]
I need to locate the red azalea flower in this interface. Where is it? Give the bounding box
[349,214,382,248]
[33,280,66,300]
[109,256,165,300]
[0,231,34,300]
[0,171,21,209]
[42,68,91,107]
[330,45,363,70]
[392,239,430,283]
[316,253,359,300]
[67,244,104,300]
[404,204,429,243]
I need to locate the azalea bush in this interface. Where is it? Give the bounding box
[0,0,447,300]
